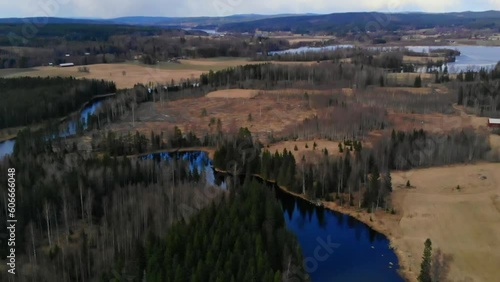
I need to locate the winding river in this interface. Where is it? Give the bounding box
[144,151,404,282]
[0,99,105,159]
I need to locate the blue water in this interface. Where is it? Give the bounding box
[407,45,500,73]
[269,44,354,55]
[0,100,104,158]
[146,151,404,282]
[0,139,15,159]
[278,191,403,282]
[142,151,227,189]
[271,44,500,73]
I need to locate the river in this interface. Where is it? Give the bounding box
[0,99,105,159]
[144,151,404,282]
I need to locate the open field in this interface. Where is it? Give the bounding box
[390,163,500,282]
[1,63,204,89]
[387,73,436,86]
[108,90,316,141]
[0,58,254,89]
[0,68,36,77]
[0,58,317,89]
[206,89,259,99]
[322,162,500,282]
[267,140,344,162]
[403,55,447,64]
[269,34,336,44]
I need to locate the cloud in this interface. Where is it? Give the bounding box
[0,0,497,18]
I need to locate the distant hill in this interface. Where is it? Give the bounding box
[1,11,499,33]
[0,14,309,29]
[0,17,108,24]
[218,11,500,33]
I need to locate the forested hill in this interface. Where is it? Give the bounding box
[218,11,500,33]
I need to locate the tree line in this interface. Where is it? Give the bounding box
[0,77,116,128]
[144,178,307,282]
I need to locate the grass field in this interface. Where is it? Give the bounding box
[267,140,343,162]
[389,163,500,282]
[108,89,316,142]
[403,55,447,64]
[0,58,254,89]
[386,73,435,86]
[270,34,335,44]
[206,89,259,99]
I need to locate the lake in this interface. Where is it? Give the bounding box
[0,99,105,159]
[407,45,500,73]
[271,44,500,73]
[269,44,354,55]
[146,151,404,282]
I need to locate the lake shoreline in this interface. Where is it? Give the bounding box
[268,182,413,282]
[212,164,412,282]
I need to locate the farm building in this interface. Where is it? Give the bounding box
[59,63,74,67]
[488,118,500,128]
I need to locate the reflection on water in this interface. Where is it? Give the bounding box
[407,45,500,73]
[0,139,15,159]
[0,100,105,158]
[149,150,404,282]
[271,44,500,73]
[142,151,227,189]
[276,186,403,282]
[269,44,354,55]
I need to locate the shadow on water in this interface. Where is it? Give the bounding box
[145,150,404,282]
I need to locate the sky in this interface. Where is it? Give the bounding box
[0,0,499,18]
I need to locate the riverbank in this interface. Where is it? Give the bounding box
[211,165,412,282]
[267,182,414,282]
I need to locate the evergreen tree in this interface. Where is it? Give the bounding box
[418,239,433,282]
[414,75,422,88]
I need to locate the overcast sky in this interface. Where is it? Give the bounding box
[1,0,500,18]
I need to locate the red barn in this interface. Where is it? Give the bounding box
[488,118,500,128]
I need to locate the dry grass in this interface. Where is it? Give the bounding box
[206,89,259,99]
[3,63,205,89]
[108,91,316,142]
[323,162,500,282]
[372,86,438,95]
[178,58,251,68]
[270,35,335,44]
[388,163,500,282]
[386,73,435,86]
[403,55,447,64]
[2,58,254,89]
[0,57,322,90]
[267,140,343,162]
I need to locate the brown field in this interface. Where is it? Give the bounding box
[0,58,322,89]
[206,89,259,99]
[2,58,254,89]
[373,84,450,95]
[386,73,435,86]
[323,162,500,282]
[3,63,204,89]
[263,88,333,96]
[178,58,251,68]
[109,90,316,141]
[389,163,500,282]
[387,112,478,134]
[403,55,447,64]
[267,140,343,162]
[270,34,335,44]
